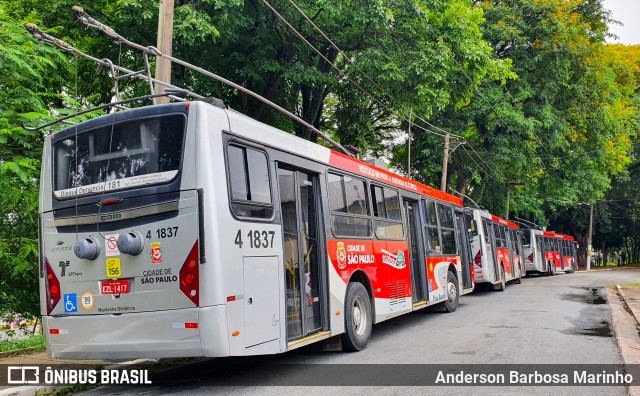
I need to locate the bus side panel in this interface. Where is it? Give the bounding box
[496,247,512,277]
[426,256,460,304]
[327,239,412,324]
[213,106,287,356]
[327,254,347,336]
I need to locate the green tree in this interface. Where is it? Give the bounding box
[0,10,71,318]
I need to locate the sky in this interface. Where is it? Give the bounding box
[602,0,640,45]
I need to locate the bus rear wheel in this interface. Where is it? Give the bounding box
[443,270,459,312]
[342,282,372,352]
[497,265,506,292]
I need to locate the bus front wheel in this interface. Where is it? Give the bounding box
[342,282,372,352]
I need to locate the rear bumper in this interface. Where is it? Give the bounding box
[44,305,228,360]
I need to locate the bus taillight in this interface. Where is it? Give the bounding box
[474,250,482,266]
[528,253,533,262]
[180,242,199,306]
[45,259,61,314]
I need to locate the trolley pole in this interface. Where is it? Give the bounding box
[440,133,450,192]
[155,0,174,104]
[586,203,594,271]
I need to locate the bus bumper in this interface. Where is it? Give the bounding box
[43,305,229,360]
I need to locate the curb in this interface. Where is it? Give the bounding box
[616,284,640,326]
[0,348,41,359]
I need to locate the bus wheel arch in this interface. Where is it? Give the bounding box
[347,270,375,322]
[442,264,460,312]
[341,276,373,352]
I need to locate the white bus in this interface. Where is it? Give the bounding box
[523,229,577,276]
[467,209,524,290]
[39,100,475,359]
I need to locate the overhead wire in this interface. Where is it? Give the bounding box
[404,0,569,180]
[261,0,467,144]
[272,0,519,183]
[282,0,528,184]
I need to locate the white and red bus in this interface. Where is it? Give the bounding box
[523,229,577,276]
[39,100,475,359]
[468,209,524,290]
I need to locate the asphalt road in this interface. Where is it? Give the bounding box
[83,268,640,396]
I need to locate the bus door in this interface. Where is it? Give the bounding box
[277,166,324,341]
[455,210,473,289]
[404,199,427,303]
[536,236,547,271]
[507,230,519,278]
[483,220,499,281]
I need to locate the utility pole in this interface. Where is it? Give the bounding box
[505,188,510,219]
[440,133,450,192]
[155,0,175,104]
[407,110,413,176]
[586,203,594,271]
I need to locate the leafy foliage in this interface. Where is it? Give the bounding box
[0,0,639,319]
[0,10,71,318]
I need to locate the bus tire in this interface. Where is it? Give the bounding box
[433,270,460,312]
[443,270,459,312]
[341,282,372,352]
[497,265,506,292]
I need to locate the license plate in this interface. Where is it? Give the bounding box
[101,279,130,294]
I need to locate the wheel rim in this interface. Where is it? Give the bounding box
[352,296,367,336]
[447,280,457,304]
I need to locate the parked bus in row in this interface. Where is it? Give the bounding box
[523,229,577,276]
[39,100,475,360]
[468,209,524,290]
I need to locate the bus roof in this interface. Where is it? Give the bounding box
[329,151,463,207]
[491,214,519,230]
[542,231,575,240]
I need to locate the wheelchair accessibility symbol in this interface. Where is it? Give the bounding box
[63,293,77,313]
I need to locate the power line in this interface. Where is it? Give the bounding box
[404,0,567,179]
[264,0,467,144]
[281,0,526,184]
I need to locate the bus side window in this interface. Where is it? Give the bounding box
[421,200,441,254]
[371,185,403,240]
[328,172,372,238]
[437,204,457,255]
[226,144,274,219]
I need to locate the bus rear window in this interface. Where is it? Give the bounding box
[53,115,185,198]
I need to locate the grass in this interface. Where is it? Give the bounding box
[618,283,640,288]
[0,332,45,353]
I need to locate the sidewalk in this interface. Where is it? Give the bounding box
[609,284,640,396]
[616,284,640,328]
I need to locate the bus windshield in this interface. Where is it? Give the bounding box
[53,114,185,198]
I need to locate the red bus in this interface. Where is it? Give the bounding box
[523,229,577,276]
[468,209,524,290]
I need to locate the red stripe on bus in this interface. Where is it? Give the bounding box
[328,151,463,207]
[542,231,575,240]
[490,215,519,229]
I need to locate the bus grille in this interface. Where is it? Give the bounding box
[388,281,406,305]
